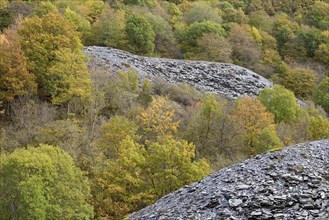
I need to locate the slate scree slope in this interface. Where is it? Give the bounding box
[85,46,272,100]
[85,47,329,219]
[130,140,329,220]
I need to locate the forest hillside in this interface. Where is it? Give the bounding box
[0,0,329,219]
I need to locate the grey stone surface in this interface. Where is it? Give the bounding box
[84,46,273,100]
[129,140,329,220]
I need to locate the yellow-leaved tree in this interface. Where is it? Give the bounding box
[92,135,210,220]
[95,115,139,159]
[18,12,91,109]
[91,96,210,219]
[137,96,179,142]
[308,116,329,140]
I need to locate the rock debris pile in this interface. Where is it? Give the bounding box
[85,46,273,100]
[129,140,329,220]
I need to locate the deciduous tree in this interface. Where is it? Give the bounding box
[304,1,329,30]
[315,43,329,69]
[96,115,139,159]
[92,136,210,219]
[0,144,94,220]
[145,138,210,198]
[185,94,226,156]
[283,67,317,98]
[45,48,91,106]
[0,26,36,102]
[78,0,105,24]
[196,33,232,63]
[0,0,14,31]
[183,21,226,48]
[137,96,179,141]
[231,96,281,155]
[64,7,91,44]
[182,21,227,58]
[313,77,329,114]
[89,8,126,48]
[18,13,91,105]
[125,14,155,55]
[308,116,329,140]
[228,24,261,69]
[184,2,222,25]
[33,1,57,17]
[258,85,301,123]
[144,12,179,57]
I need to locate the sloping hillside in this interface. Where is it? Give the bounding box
[85,46,273,100]
[130,140,329,220]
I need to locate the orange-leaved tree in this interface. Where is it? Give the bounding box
[231,96,282,156]
[0,25,36,103]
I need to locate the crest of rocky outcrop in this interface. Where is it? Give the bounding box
[85,46,273,100]
[129,140,329,220]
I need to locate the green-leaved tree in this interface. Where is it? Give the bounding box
[125,15,155,55]
[313,77,329,114]
[0,144,94,220]
[258,85,301,123]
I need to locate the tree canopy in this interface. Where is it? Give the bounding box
[313,77,329,114]
[125,15,155,54]
[0,26,36,103]
[18,12,91,105]
[258,85,301,123]
[0,144,94,220]
[231,96,281,156]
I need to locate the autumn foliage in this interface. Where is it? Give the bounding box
[0,26,36,102]
[1,0,329,219]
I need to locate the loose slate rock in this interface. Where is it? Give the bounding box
[129,140,329,220]
[229,199,243,207]
[84,46,273,100]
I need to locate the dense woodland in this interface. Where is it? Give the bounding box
[1,0,329,219]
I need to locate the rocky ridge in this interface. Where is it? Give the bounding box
[85,46,273,100]
[129,140,329,220]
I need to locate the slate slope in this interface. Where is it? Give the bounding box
[129,140,329,220]
[85,46,273,100]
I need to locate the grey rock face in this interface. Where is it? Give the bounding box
[129,140,329,220]
[84,46,273,100]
